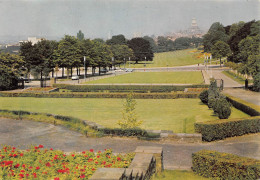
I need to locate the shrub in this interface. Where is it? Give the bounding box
[0,69,18,91]
[99,128,147,137]
[192,150,260,179]
[214,98,231,119]
[207,96,216,108]
[199,90,208,104]
[253,72,260,92]
[194,116,260,141]
[225,95,260,116]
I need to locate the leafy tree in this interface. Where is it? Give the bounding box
[118,93,142,129]
[0,53,24,90]
[106,34,127,45]
[54,35,81,78]
[127,37,154,63]
[77,30,84,41]
[157,36,174,52]
[203,22,229,52]
[211,41,231,66]
[93,38,105,43]
[199,90,209,104]
[143,36,157,53]
[110,45,134,66]
[253,72,260,92]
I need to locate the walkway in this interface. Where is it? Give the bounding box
[0,118,259,170]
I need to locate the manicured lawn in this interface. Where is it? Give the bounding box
[0,97,249,133]
[127,49,205,68]
[151,170,210,180]
[222,71,253,85]
[85,72,204,84]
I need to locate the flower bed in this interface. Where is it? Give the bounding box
[0,145,134,179]
[24,87,58,93]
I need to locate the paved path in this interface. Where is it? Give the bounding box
[0,118,259,170]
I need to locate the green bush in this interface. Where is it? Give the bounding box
[207,96,216,108]
[98,128,147,137]
[0,92,199,99]
[214,97,231,119]
[199,90,208,104]
[253,72,260,92]
[53,84,209,93]
[225,95,260,116]
[192,150,260,179]
[0,69,19,91]
[194,116,260,141]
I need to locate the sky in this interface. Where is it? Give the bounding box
[0,0,259,40]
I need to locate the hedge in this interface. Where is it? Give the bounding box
[53,84,209,93]
[0,92,199,99]
[225,94,260,116]
[194,116,260,141]
[192,150,260,179]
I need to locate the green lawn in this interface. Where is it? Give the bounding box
[85,72,204,84]
[151,170,210,180]
[126,49,205,68]
[0,97,249,133]
[222,71,253,85]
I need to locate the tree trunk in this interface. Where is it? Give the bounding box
[85,66,88,78]
[77,67,79,75]
[67,68,69,79]
[71,67,73,76]
[40,71,43,87]
[79,67,80,76]
[220,57,222,67]
[52,69,54,78]
[62,67,64,78]
[99,66,101,76]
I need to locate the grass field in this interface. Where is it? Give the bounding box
[151,170,210,180]
[0,97,249,133]
[85,72,204,84]
[126,49,205,68]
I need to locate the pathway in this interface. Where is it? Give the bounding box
[0,118,259,170]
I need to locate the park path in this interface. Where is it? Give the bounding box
[0,118,259,170]
[208,70,260,106]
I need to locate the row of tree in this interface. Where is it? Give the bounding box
[203,20,259,91]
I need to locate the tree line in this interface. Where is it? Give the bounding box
[203,20,260,91]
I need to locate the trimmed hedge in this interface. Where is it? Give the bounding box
[192,150,260,179]
[98,128,147,137]
[53,84,209,93]
[0,92,199,99]
[195,116,260,141]
[225,94,260,116]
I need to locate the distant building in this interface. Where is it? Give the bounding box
[19,37,46,45]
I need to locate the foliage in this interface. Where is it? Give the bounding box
[0,69,19,91]
[157,36,174,52]
[195,116,260,141]
[151,170,209,180]
[99,127,147,137]
[118,93,142,129]
[199,90,208,104]
[225,95,260,116]
[109,44,134,66]
[127,37,154,63]
[192,150,260,179]
[0,145,134,179]
[203,22,229,52]
[207,80,220,108]
[53,84,208,93]
[211,41,231,65]
[173,37,202,50]
[253,72,260,92]
[143,36,157,53]
[213,97,231,119]
[106,34,127,45]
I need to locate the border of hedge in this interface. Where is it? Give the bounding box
[195,95,260,141]
[225,94,260,116]
[53,84,209,93]
[192,150,260,179]
[0,92,199,99]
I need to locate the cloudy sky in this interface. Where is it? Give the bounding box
[0,0,259,39]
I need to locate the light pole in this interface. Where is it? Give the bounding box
[84,56,86,81]
[112,57,114,70]
[124,58,126,69]
[129,57,131,68]
[210,55,212,78]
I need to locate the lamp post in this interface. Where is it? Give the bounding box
[84,56,86,81]
[129,57,131,68]
[124,58,126,69]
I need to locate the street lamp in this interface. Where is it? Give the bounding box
[124,58,126,69]
[84,56,86,81]
[129,57,131,68]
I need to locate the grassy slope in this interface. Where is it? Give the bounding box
[85,72,204,84]
[151,170,210,180]
[222,71,253,85]
[127,49,205,68]
[0,97,249,133]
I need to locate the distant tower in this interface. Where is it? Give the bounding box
[188,18,203,35]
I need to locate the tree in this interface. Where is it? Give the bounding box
[54,35,81,78]
[143,36,157,53]
[203,22,229,52]
[77,30,84,41]
[127,38,154,63]
[0,53,24,90]
[110,45,134,67]
[106,34,127,45]
[211,41,231,66]
[157,36,174,52]
[118,93,142,129]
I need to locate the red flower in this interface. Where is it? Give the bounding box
[20,170,25,173]
[34,146,38,150]
[90,149,94,152]
[20,153,24,157]
[92,168,95,171]
[95,161,99,164]
[82,151,86,154]
[19,174,24,178]
[63,154,66,157]
[13,154,17,157]
[54,178,60,180]
[38,145,44,148]
[36,166,40,170]
[88,158,93,162]
[32,173,37,178]
[117,157,121,161]
[46,162,51,167]
[97,155,100,158]
[12,147,16,150]
[80,174,85,178]
[71,154,75,157]
[50,148,53,150]
[22,164,26,168]
[26,174,29,177]
[14,163,20,168]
